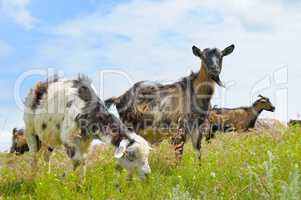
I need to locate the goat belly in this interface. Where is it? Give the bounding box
[32,113,64,147]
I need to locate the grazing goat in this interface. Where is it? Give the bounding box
[10,128,29,154]
[24,75,151,179]
[209,95,275,135]
[105,44,235,161]
[288,120,301,126]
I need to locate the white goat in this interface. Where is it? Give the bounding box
[24,75,151,178]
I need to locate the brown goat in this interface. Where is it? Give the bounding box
[10,128,29,155]
[209,95,275,136]
[105,44,235,161]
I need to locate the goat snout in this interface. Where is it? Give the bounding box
[139,164,151,179]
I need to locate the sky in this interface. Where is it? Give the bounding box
[0,0,300,151]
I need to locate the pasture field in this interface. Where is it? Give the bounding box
[0,126,300,200]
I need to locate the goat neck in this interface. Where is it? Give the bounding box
[192,63,216,114]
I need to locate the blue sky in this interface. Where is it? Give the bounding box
[0,0,301,151]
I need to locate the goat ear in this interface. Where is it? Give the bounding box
[222,44,235,56]
[108,104,120,119]
[114,139,130,159]
[192,46,203,58]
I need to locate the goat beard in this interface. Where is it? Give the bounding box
[210,75,225,88]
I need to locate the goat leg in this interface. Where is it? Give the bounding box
[191,118,209,162]
[171,118,187,162]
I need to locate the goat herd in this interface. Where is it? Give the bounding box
[7,44,296,180]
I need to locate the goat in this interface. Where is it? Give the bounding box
[209,95,275,136]
[105,44,235,161]
[24,75,151,179]
[10,128,29,154]
[288,120,301,127]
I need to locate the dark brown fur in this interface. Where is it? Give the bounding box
[107,70,215,161]
[28,76,59,110]
[10,128,29,155]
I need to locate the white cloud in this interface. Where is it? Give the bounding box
[0,130,12,152]
[0,108,23,151]
[0,110,13,151]
[30,0,301,120]
[0,0,37,29]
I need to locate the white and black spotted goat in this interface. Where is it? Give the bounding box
[24,75,151,178]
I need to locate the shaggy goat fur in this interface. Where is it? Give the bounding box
[105,45,235,160]
[24,75,151,179]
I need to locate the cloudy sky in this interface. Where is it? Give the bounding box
[0,0,300,151]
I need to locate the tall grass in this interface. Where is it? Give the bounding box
[0,126,301,199]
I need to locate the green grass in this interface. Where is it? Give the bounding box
[1,126,301,200]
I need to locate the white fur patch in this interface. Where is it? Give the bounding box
[128,132,152,152]
[212,56,218,66]
[107,104,120,119]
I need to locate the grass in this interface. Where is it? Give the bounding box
[0,126,301,199]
